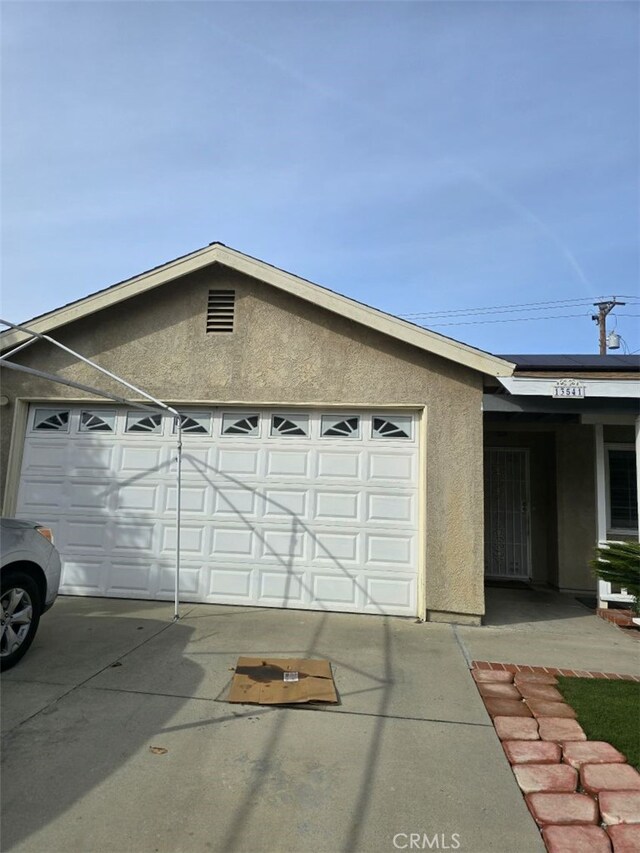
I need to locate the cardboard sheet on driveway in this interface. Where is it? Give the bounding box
[227,657,338,705]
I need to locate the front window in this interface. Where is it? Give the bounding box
[607,448,638,531]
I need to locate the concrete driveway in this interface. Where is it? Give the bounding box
[4,591,630,853]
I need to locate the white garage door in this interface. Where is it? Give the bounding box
[16,406,421,616]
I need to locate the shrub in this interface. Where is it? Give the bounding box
[591,541,640,614]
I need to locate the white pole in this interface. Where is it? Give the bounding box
[0,360,165,414]
[1,318,184,624]
[175,418,182,621]
[1,337,38,361]
[0,318,179,419]
[594,423,609,607]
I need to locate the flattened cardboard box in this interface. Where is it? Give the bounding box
[228,657,338,705]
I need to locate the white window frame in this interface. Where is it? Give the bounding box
[171,411,213,436]
[125,411,164,435]
[31,407,71,433]
[270,413,310,438]
[220,411,261,438]
[79,409,117,433]
[371,414,413,441]
[320,414,361,439]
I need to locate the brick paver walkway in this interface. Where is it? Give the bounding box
[472,662,640,852]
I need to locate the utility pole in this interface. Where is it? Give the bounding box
[592,299,625,355]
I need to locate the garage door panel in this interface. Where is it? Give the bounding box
[261,528,306,562]
[171,448,211,475]
[367,451,416,482]
[107,561,155,594]
[316,450,362,480]
[211,528,255,558]
[365,576,415,613]
[312,531,360,563]
[208,566,253,598]
[157,563,202,597]
[115,484,159,512]
[165,484,209,514]
[217,448,260,476]
[23,441,68,475]
[160,524,206,557]
[212,486,257,518]
[18,479,67,512]
[60,559,104,594]
[68,482,112,511]
[65,519,108,552]
[262,488,308,520]
[366,492,416,524]
[112,521,155,553]
[311,573,358,607]
[365,533,414,566]
[17,405,421,616]
[266,450,310,477]
[314,490,360,522]
[119,445,166,473]
[70,441,115,471]
[258,570,306,604]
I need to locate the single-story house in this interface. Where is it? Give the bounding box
[1,244,638,623]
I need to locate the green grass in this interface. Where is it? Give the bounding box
[557,677,640,770]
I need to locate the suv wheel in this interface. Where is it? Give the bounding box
[0,571,42,671]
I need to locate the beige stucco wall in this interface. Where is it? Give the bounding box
[556,424,597,592]
[0,264,486,621]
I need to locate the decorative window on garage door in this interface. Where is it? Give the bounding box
[80,411,116,432]
[125,412,163,433]
[222,413,259,436]
[321,416,360,438]
[33,409,70,431]
[173,414,211,435]
[270,415,309,437]
[372,416,412,439]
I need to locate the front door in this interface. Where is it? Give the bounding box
[484,448,531,580]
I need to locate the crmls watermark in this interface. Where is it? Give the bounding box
[392,833,462,850]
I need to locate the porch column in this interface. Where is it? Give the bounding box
[636,415,640,544]
[594,423,608,607]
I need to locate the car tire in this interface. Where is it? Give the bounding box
[0,570,42,671]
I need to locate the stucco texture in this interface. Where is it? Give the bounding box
[0,264,486,620]
[555,424,597,592]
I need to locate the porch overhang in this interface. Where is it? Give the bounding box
[497,375,640,399]
[483,394,639,419]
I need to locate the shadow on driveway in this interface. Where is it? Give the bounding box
[1,606,201,851]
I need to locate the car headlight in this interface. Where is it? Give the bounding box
[36,526,54,544]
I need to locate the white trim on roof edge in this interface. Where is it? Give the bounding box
[0,243,514,377]
[499,376,640,399]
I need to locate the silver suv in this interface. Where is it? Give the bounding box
[1,518,62,671]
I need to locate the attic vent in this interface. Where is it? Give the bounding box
[207,290,235,333]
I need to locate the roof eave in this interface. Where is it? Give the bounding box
[0,243,515,378]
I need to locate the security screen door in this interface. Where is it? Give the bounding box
[484,447,531,580]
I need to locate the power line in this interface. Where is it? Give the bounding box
[400,295,639,319]
[417,312,593,327]
[406,302,605,319]
[420,311,639,327]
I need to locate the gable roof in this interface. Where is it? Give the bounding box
[0,242,514,377]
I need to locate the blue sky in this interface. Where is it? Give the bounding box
[2,1,638,353]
